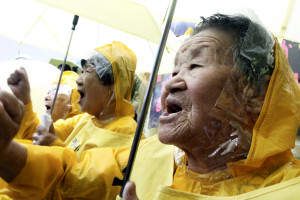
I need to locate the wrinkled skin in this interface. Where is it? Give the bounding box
[32,124,57,146]
[158,28,240,173]
[45,87,71,122]
[76,64,115,120]
[0,90,24,151]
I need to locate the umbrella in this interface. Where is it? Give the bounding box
[0,0,181,74]
[36,0,162,43]
[0,60,60,119]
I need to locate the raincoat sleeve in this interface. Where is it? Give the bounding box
[53,113,85,142]
[5,144,130,200]
[49,138,67,147]
[14,101,40,140]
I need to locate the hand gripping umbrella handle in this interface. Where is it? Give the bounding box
[112,0,178,198]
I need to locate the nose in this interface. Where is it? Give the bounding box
[45,93,51,101]
[164,74,186,94]
[76,74,83,86]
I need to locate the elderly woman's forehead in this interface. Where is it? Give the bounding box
[82,62,94,69]
[194,28,236,45]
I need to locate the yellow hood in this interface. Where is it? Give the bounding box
[94,41,137,118]
[53,71,82,118]
[228,38,300,175]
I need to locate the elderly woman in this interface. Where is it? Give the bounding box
[0,14,300,199]
[4,41,137,155]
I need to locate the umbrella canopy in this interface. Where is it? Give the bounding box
[0,0,181,74]
[36,0,162,43]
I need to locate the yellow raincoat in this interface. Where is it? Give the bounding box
[48,41,137,157]
[1,35,300,200]
[129,38,300,199]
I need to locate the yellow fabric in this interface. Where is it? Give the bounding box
[2,144,130,199]
[49,138,66,147]
[128,136,300,200]
[1,42,138,199]
[0,195,12,200]
[52,113,87,142]
[4,39,299,199]
[53,71,82,119]
[228,38,300,172]
[95,41,136,119]
[14,102,39,140]
[130,135,174,200]
[55,113,136,159]
[15,41,137,150]
[51,42,138,157]
[128,39,300,199]
[155,176,300,199]
[184,27,193,35]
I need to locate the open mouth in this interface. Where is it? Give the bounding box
[159,99,183,123]
[167,104,182,114]
[45,105,51,111]
[44,103,52,113]
[166,99,182,114]
[77,89,85,103]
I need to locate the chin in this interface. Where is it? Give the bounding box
[157,126,174,145]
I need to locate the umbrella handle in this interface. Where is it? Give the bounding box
[113,0,178,198]
[72,15,79,30]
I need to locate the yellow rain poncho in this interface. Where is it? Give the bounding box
[1,17,300,200]
[129,19,300,199]
[48,41,137,157]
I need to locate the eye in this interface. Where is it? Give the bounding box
[190,64,202,70]
[84,66,94,73]
[82,67,90,74]
[172,72,178,77]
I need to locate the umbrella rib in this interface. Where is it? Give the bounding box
[40,18,66,51]
[19,6,49,46]
[279,0,295,38]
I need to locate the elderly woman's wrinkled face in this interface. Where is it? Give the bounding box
[76,65,114,118]
[45,85,71,122]
[158,28,236,149]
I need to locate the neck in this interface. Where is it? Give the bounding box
[96,100,116,122]
[180,143,247,174]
